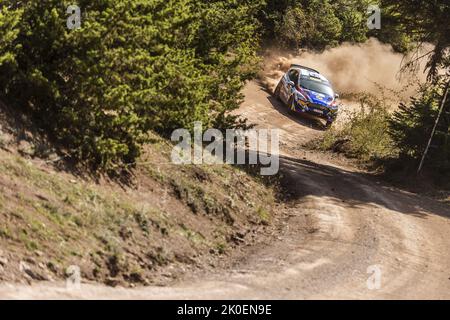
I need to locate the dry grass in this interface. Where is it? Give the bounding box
[0,132,276,286]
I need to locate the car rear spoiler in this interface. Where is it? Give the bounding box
[290,64,320,74]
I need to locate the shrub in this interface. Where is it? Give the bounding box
[0,5,22,89]
[333,0,371,43]
[0,0,262,169]
[389,83,450,182]
[317,94,395,163]
[263,0,379,50]
[275,0,343,50]
[261,0,417,53]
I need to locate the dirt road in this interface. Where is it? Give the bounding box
[1,81,449,299]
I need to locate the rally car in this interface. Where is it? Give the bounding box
[274,64,339,128]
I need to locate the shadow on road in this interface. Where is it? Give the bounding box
[278,154,450,220]
[242,81,449,221]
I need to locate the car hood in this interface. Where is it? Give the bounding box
[303,89,334,107]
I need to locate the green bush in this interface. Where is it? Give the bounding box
[318,94,395,163]
[389,83,450,181]
[0,0,262,169]
[262,0,377,50]
[316,85,450,187]
[333,0,371,43]
[191,0,263,130]
[378,0,450,73]
[260,0,418,53]
[275,0,343,50]
[0,5,22,88]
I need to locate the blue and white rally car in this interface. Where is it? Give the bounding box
[274,64,339,128]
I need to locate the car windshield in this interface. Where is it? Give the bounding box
[299,78,334,97]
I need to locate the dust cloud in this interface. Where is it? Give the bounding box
[261,38,428,105]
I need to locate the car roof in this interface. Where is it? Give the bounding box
[289,64,331,84]
[301,69,330,84]
[301,69,331,84]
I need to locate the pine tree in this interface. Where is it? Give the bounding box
[0,0,263,169]
[389,82,450,179]
[0,5,22,90]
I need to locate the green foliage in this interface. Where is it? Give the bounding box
[274,0,342,50]
[317,84,450,186]
[0,6,21,65]
[260,0,424,54]
[0,5,22,89]
[379,0,450,79]
[333,0,371,43]
[318,94,395,162]
[389,83,450,179]
[0,0,262,169]
[262,0,374,50]
[192,0,264,130]
[258,0,296,40]
[372,6,414,53]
